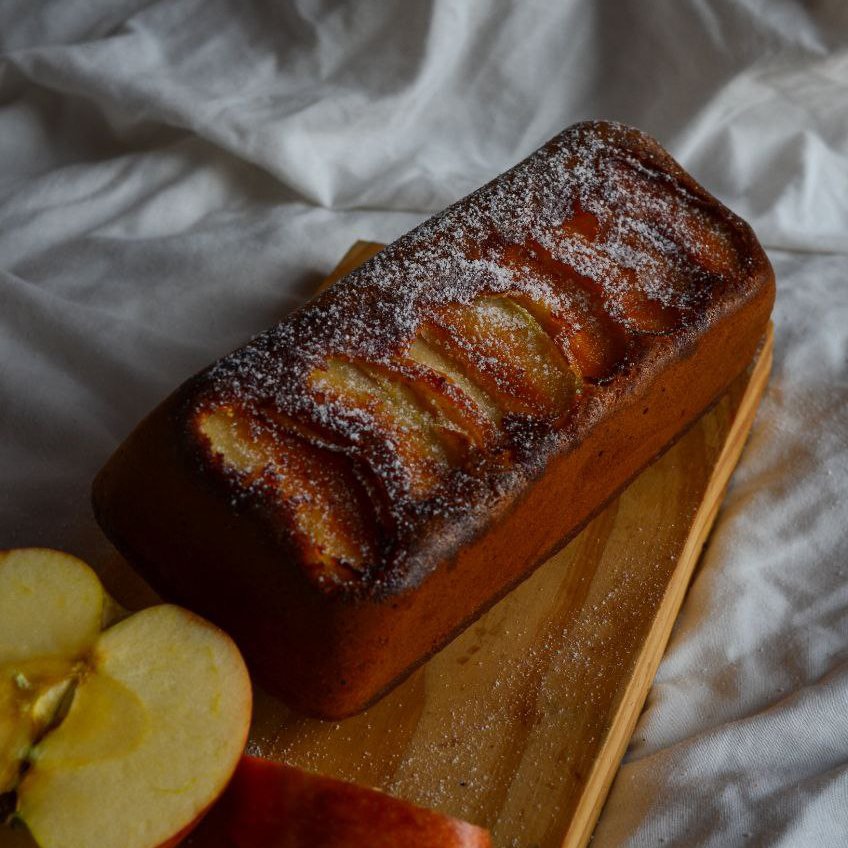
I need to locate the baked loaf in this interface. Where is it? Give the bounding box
[93,121,774,718]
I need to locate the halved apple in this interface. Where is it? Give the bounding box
[0,548,252,848]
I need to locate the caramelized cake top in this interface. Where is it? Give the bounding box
[182,121,767,597]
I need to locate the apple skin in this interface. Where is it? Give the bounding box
[185,756,491,848]
[157,799,221,848]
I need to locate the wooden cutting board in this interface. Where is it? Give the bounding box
[243,242,773,848]
[12,241,767,848]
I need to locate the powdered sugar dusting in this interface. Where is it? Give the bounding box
[187,121,756,595]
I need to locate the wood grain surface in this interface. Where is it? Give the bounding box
[243,241,774,848]
[0,242,770,848]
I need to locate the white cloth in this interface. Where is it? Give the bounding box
[1,2,846,845]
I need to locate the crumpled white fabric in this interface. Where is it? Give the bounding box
[1,2,846,845]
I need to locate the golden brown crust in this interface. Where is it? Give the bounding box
[92,121,774,717]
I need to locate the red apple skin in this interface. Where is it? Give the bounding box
[159,818,203,848]
[158,798,222,848]
[184,756,491,848]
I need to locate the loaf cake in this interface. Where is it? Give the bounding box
[93,121,774,718]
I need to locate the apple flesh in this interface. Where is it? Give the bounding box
[0,548,252,848]
[188,755,492,848]
[0,548,107,795]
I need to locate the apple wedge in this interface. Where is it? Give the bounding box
[0,548,252,848]
[188,756,492,848]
